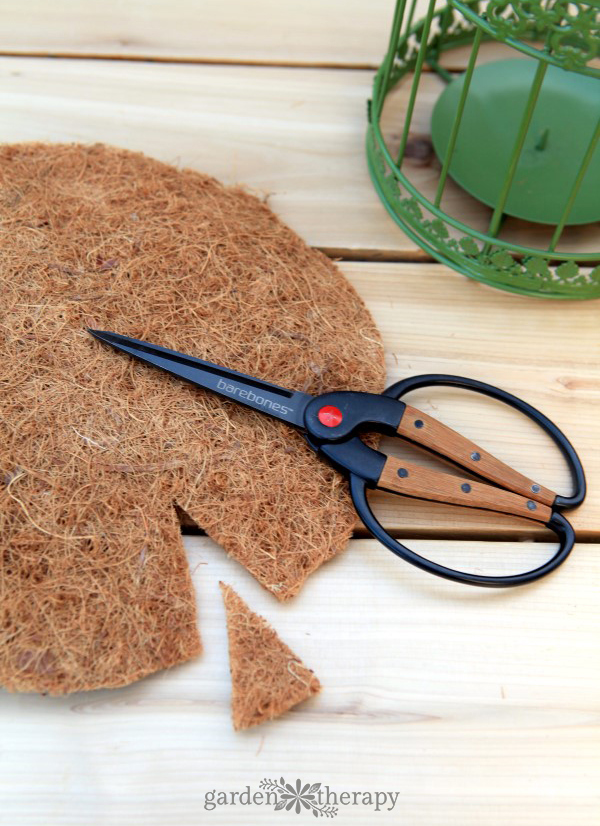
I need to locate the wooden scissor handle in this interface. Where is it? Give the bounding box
[377,454,552,523]
[396,405,556,507]
[382,373,585,510]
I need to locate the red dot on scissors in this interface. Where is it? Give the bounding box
[317,405,343,428]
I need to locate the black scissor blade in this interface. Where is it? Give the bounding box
[87,330,312,429]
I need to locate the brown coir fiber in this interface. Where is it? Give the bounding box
[0,142,385,694]
[220,582,320,729]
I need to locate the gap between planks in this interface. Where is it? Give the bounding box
[320,247,433,263]
[180,523,600,543]
[0,50,470,73]
[0,50,383,70]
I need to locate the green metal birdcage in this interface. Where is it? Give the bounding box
[367,0,600,298]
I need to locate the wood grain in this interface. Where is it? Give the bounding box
[378,455,552,522]
[398,404,556,506]
[0,0,396,64]
[0,0,531,66]
[0,535,597,826]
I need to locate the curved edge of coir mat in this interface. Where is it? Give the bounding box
[0,142,385,694]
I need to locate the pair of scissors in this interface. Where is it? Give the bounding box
[88,330,586,588]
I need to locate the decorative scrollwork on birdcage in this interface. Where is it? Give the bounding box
[367,0,600,299]
[486,0,600,69]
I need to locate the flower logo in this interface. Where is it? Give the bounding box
[259,778,338,818]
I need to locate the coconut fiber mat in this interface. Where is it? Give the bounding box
[220,582,320,730]
[0,143,385,694]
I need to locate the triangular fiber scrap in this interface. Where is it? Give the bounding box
[220,582,320,730]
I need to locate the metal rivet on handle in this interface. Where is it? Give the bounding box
[527,500,537,511]
[414,419,424,429]
[471,452,481,461]
[397,468,409,478]
[531,484,541,493]
[461,483,471,493]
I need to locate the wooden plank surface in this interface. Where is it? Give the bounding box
[0,1,561,71]
[1,16,599,826]
[0,0,500,66]
[1,536,598,826]
[2,56,595,261]
[0,0,396,64]
[342,262,600,537]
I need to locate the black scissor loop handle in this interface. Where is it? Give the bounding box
[307,374,584,587]
[346,373,584,587]
[383,374,586,509]
[349,474,576,588]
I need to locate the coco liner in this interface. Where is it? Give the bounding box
[0,142,385,693]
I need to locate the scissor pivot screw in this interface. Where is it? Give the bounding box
[461,483,471,493]
[317,405,343,428]
[527,500,537,511]
[397,468,409,478]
